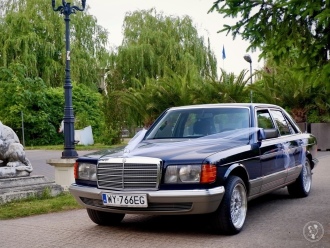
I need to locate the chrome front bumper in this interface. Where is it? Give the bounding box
[69,184,225,215]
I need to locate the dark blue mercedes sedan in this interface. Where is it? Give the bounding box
[69,103,318,235]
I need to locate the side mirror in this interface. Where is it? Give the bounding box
[258,128,279,141]
[258,129,266,141]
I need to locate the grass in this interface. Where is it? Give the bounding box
[1,141,131,219]
[0,191,83,220]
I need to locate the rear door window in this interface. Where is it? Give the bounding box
[269,109,294,135]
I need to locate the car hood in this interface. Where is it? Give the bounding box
[82,129,254,163]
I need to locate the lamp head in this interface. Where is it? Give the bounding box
[243,54,252,63]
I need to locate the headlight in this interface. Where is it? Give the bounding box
[74,162,97,181]
[164,164,217,184]
[165,165,201,183]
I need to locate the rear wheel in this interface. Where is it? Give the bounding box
[287,159,312,198]
[86,208,125,225]
[209,176,247,235]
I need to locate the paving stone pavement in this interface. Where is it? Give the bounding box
[0,151,329,248]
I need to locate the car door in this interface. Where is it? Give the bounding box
[256,108,287,193]
[268,109,303,184]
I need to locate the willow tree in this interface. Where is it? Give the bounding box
[107,8,218,88]
[0,0,109,88]
[103,9,219,139]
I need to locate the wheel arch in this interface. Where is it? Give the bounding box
[223,163,250,195]
[306,152,315,170]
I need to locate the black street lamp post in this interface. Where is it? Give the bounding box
[52,0,86,158]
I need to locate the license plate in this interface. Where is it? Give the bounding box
[102,193,148,208]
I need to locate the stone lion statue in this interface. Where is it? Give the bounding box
[0,121,33,177]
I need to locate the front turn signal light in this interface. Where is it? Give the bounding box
[74,161,79,179]
[200,164,216,183]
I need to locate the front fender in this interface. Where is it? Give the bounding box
[223,163,250,193]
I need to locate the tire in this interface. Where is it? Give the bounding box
[86,208,125,226]
[209,176,248,235]
[287,159,312,198]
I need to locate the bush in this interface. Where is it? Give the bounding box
[0,64,111,145]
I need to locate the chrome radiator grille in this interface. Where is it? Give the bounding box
[97,157,161,190]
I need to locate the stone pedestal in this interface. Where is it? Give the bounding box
[0,167,30,178]
[46,158,76,190]
[0,176,63,204]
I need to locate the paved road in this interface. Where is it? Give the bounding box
[28,150,95,181]
[0,151,329,248]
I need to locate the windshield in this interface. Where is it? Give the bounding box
[145,107,250,141]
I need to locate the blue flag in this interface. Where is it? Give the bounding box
[222,45,226,60]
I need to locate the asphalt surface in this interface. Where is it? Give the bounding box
[0,150,329,248]
[28,150,96,181]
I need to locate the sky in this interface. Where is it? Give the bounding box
[86,0,263,76]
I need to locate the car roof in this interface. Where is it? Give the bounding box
[167,103,281,110]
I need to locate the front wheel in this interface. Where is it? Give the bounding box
[287,159,312,198]
[86,208,125,226]
[209,176,247,235]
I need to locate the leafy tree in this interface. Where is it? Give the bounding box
[0,0,109,88]
[103,9,219,134]
[251,62,330,122]
[201,69,250,104]
[116,66,204,127]
[0,63,106,146]
[107,8,218,88]
[69,2,111,89]
[72,83,106,143]
[0,0,113,144]
[114,68,250,128]
[209,0,330,85]
[0,63,53,145]
[101,93,127,144]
